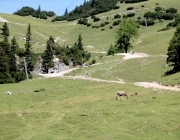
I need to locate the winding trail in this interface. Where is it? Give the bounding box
[40,52,180,91]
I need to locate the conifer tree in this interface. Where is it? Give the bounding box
[77,34,84,51]
[37,5,41,18]
[64,8,68,16]
[166,24,180,74]
[10,36,19,81]
[25,23,36,73]
[42,36,54,73]
[0,22,9,40]
[0,45,13,83]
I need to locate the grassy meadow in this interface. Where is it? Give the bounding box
[0,78,180,140]
[0,0,180,139]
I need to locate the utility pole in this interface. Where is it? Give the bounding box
[144,17,148,35]
[23,57,29,81]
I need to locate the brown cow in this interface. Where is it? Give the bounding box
[116,91,128,100]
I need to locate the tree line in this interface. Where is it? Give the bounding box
[52,0,120,22]
[0,23,91,84]
[13,6,56,19]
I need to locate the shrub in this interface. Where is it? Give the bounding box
[107,45,117,55]
[114,5,120,10]
[92,25,100,28]
[166,7,177,13]
[93,16,100,22]
[138,19,155,26]
[127,7,134,10]
[78,18,88,25]
[155,6,163,12]
[87,23,91,27]
[113,20,121,26]
[114,14,121,19]
[91,59,96,64]
[100,23,106,27]
[123,15,128,18]
[127,13,135,17]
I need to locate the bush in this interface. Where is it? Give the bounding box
[109,26,113,29]
[155,6,163,12]
[127,7,134,10]
[166,7,177,13]
[92,25,100,28]
[138,19,155,26]
[127,13,135,17]
[113,20,121,26]
[91,59,96,64]
[93,16,100,22]
[114,5,120,10]
[107,45,117,55]
[78,18,88,25]
[100,23,106,27]
[114,14,121,19]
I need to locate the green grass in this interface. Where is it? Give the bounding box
[0,78,180,140]
[0,1,180,139]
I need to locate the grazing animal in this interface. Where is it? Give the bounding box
[131,93,137,96]
[116,91,128,100]
[5,91,12,95]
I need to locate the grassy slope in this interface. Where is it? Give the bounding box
[0,0,180,139]
[0,78,180,140]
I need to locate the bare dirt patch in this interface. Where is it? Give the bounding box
[116,52,149,60]
[0,16,8,22]
[134,82,180,91]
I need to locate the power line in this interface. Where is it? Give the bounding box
[0,0,61,2]
[68,0,79,11]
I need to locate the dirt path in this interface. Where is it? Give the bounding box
[39,52,179,91]
[0,16,8,22]
[134,82,180,91]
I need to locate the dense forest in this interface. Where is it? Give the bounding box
[52,0,148,22]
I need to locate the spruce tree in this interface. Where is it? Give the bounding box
[25,23,36,73]
[10,36,19,81]
[37,5,41,18]
[0,22,9,40]
[166,24,180,74]
[77,34,84,51]
[64,8,68,16]
[42,36,54,73]
[0,45,13,83]
[0,22,13,83]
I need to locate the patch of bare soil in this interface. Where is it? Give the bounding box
[63,76,125,84]
[0,16,8,22]
[116,52,149,60]
[134,82,180,91]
